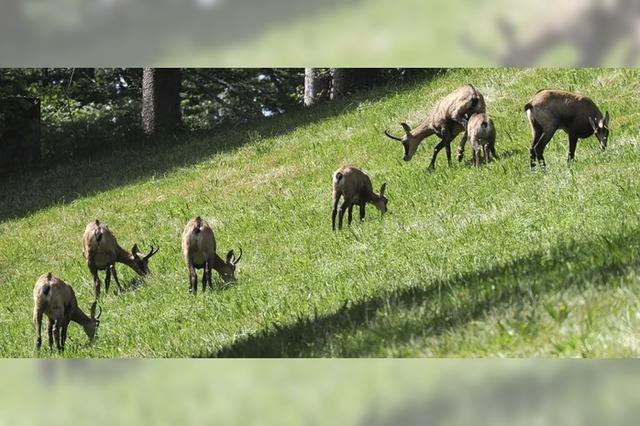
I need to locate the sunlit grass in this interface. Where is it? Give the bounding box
[1,68,639,357]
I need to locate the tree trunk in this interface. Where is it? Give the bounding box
[330,68,351,100]
[142,68,182,135]
[303,68,329,107]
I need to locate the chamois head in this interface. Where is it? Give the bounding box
[373,183,388,214]
[385,122,421,161]
[218,248,243,283]
[84,301,102,342]
[130,244,160,275]
[589,111,610,151]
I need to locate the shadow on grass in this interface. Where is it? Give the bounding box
[205,227,640,357]
[0,76,430,223]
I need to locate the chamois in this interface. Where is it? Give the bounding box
[384,84,486,172]
[332,166,388,230]
[82,220,159,298]
[525,89,610,167]
[458,113,497,167]
[182,216,242,293]
[33,273,101,352]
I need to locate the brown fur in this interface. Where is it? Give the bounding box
[384,84,486,171]
[82,220,159,298]
[525,89,609,167]
[332,166,387,230]
[33,272,100,352]
[459,113,497,167]
[181,216,241,293]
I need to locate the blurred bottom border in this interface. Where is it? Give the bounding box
[1,359,637,425]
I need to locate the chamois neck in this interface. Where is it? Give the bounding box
[211,253,226,272]
[115,245,138,270]
[71,306,92,326]
[411,120,435,140]
[364,190,380,203]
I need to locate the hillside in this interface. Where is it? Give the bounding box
[1,68,640,357]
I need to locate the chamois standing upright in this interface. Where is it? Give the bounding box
[331,166,388,230]
[459,113,497,167]
[525,89,609,167]
[384,84,486,172]
[82,220,159,298]
[182,216,242,293]
[33,272,101,352]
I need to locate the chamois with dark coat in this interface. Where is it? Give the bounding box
[525,89,610,167]
[332,166,388,230]
[82,220,159,299]
[458,113,497,167]
[182,216,242,293]
[384,84,486,172]
[33,273,101,352]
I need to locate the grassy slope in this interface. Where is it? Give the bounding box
[1,68,640,358]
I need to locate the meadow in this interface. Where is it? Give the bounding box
[1,68,640,357]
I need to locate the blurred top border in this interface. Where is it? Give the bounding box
[1,0,638,67]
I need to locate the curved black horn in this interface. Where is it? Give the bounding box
[96,304,102,320]
[233,247,243,264]
[384,129,403,142]
[144,245,160,260]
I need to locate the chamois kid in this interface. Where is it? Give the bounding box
[459,113,497,167]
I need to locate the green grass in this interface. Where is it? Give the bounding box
[2,68,640,357]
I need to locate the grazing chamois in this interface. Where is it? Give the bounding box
[458,113,497,167]
[82,220,159,298]
[332,166,387,230]
[384,84,486,171]
[182,216,242,293]
[33,272,101,352]
[525,89,610,167]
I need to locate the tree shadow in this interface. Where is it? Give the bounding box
[0,76,429,223]
[203,227,639,357]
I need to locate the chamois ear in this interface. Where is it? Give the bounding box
[400,122,412,135]
[604,111,610,127]
[379,183,387,197]
[131,244,139,256]
[226,249,234,264]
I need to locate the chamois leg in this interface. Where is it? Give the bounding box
[53,319,62,353]
[338,200,351,230]
[60,321,69,352]
[206,261,213,290]
[89,265,101,300]
[359,202,366,221]
[34,310,43,351]
[529,125,544,168]
[473,147,481,168]
[445,139,453,166]
[188,262,197,293]
[490,141,497,160]
[110,265,124,294]
[202,262,209,293]
[568,134,578,162]
[427,140,447,171]
[331,191,341,231]
[457,132,468,162]
[104,267,111,295]
[534,130,555,167]
[347,205,354,226]
[47,318,54,349]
